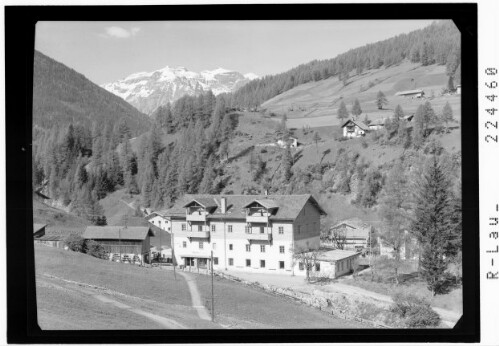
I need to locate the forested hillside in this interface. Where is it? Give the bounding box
[33,50,151,133]
[230,21,461,109]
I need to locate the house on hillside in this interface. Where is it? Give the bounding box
[323,218,374,252]
[162,194,326,274]
[341,119,370,138]
[83,226,155,264]
[395,89,425,98]
[277,136,298,148]
[368,119,386,131]
[33,223,46,239]
[403,114,415,122]
[146,212,171,232]
[293,249,360,279]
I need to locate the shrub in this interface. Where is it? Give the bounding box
[64,234,86,252]
[391,292,441,327]
[84,240,109,259]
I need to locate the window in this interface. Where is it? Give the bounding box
[199,242,203,249]
[246,259,251,267]
[278,226,284,234]
[279,246,285,254]
[315,263,320,271]
[212,243,216,250]
[260,226,265,234]
[279,261,285,269]
[260,260,266,268]
[211,224,216,232]
[181,223,186,231]
[229,244,233,251]
[260,245,265,253]
[228,225,233,233]
[198,225,203,232]
[182,241,187,248]
[214,257,219,265]
[245,226,251,234]
[246,244,251,252]
[299,262,304,271]
[229,258,234,266]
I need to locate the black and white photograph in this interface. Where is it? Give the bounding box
[29,18,465,331]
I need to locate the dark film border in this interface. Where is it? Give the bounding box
[5,3,478,344]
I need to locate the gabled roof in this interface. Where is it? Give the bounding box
[163,194,326,221]
[341,119,370,131]
[33,223,46,234]
[395,89,424,96]
[243,199,279,210]
[330,218,371,239]
[316,249,360,262]
[83,226,153,240]
[183,197,218,209]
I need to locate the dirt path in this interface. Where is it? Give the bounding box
[93,294,186,329]
[177,271,212,321]
[119,199,136,210]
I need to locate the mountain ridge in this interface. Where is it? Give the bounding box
[102,65,258,114]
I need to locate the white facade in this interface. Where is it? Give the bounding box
[147,214,171,232]
[169,197,322,275]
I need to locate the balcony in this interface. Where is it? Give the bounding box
[246,214,269,223]
[179,230,210,239]
[186,212,207,222]
[247,233,272,241]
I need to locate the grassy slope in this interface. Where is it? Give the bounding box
[35,244,364,329]
[33,198,90,228]
[261,61,461,127]
[99,189,147,226]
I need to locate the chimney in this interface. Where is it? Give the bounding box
[221,197,227,214]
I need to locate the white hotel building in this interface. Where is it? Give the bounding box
[162,194,327,275]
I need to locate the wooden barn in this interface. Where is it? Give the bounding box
[83,226,155,264]
[395,89,425,98]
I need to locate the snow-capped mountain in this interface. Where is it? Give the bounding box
[102,66,258,115]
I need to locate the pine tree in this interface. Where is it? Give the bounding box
[199,155,217,194]
[379,162,411,284]
[337,101,349,123]
[394,104,404,120]
[351,98,362,118]
[376,91,388,110]
[447,76,455,92]
[411,156,455,295]
[441,102,454,131]
[282,145,293,181]
[413,104,426,148]
[313,132,321,153]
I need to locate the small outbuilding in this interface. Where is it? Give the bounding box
[341,119,370,138]
[33,223,46,239]
[395,89,425,98]
[326,218,373,252]
[83,226,155,264]
[456,85,461,94]
[277,136,298,148]
[294,249,360,279]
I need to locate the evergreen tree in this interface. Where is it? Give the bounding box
[313,132,321,153]
[447,76,455,92]
[337,101,349,123]
[411,156,455,295]
[379,162,411,284]
[441,102,454,130]
[199,155,217,194]
[351,98,362,118]
[376,91,388,110]
[282,145,293,181]
[394,104,405,120]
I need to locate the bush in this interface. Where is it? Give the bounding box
[84,240,109,259]
[391,292,440,327]
[64,234,86,252]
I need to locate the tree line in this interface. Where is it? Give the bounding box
[229,20,460,109]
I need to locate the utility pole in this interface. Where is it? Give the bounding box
[211,250,214,322]
[172,231,176,280]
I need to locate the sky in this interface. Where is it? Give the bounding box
[35,20,435,85]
